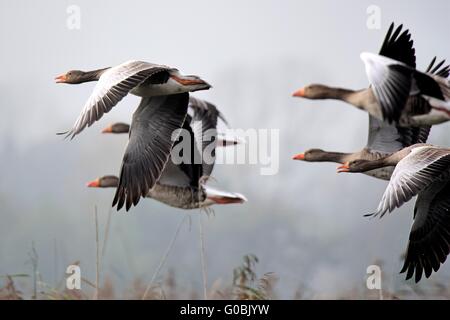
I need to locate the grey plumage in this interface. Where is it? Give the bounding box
[113,93,189,211]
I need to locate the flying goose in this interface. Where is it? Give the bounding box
[292,23,437,180]
[293,113,430,180]
[56,61,211,210]
[338,144,450,282]
[87,175,246,209]
[90,97,246,209]
[56,60,211,139]
[293,23,450,124]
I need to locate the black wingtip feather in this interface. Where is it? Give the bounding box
[379,22,416,68]
[56,130,73,141]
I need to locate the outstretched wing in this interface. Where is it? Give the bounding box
[367,115,413,154]
[368,146,450,218]
[366,25,429,152]
[62,60,172,139]
[112,93,189,211]
[401,181,450,283]
[361,52,413,123]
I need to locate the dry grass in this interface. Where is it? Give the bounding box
[6,252,450,300]
[2,211,449,300]
[0,254,277,300]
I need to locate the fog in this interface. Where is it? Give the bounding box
[1,0,449,298]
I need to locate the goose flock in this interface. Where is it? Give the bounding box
[293,23,450,282]
[56,22,450,283]
[55,62,246,211]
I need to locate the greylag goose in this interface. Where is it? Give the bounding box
[56,61,211,210]
[293,23,450,124]
[337,144,450,282]
[91,97,246,209]
[293,103,430,180]
[87,175,246,209]
[56,60,211,139]
[292,23,449,180]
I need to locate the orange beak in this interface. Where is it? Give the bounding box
[55,74,67,83]
[292,87,305,97]
[101,125,113,133]
[292,153,305,160]
[337,162,350,173]
[87,179,100,187]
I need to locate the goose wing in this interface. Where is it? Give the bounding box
[171,114,203,188]
[366,24,429,152]
[368,146,450,218]
[361,52,413,123]
[189,97,225,178]
[401,180,450,282]
[166,97,226,187]
[112,93,189,211]
[361,23,415,123]
[367,115,408,154]
[366,113,429,154]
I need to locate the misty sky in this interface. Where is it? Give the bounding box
[1,0,450,298]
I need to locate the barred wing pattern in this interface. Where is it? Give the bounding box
[367,146,450,218]
[361,52,413,123]
[401,180,450,282]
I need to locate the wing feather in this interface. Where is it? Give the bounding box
[112,93,189,211]
[361,53,413,123]
[62,61,172,139]
[401,180,450,282]
[368,146,450,218]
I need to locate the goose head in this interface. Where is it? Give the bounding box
[87,175,119,188]
[55,67,109,84]
[292,84,335,99]
[55,70,86,84]
[293,149,326,161]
